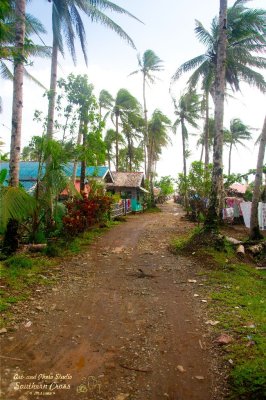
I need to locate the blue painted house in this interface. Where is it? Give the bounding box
[106,171,148,212]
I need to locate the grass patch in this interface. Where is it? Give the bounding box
[171,226,202,253]
[0,255,56,326]
[203,250,266,399]
[145,206,162,213]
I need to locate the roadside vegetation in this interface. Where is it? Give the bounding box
[172,227,266,400]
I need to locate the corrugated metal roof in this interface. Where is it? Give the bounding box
[0,162,109,180]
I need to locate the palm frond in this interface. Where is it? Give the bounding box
[23,68,47,90]
[25,13,47,35]
[0,61,13,80]
[194,20,214,47]
[70,4,88,65]
[0,187,35,230]
[236,63,266,93]
[78,2,137,49]
[171,54,207,82]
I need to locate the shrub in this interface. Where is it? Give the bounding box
[62,193,113,237]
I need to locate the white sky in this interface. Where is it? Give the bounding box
[0,0,265,179]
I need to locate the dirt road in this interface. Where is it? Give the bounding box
[0,202,224,400]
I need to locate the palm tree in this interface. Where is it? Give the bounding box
[197,117,215,162]
[0,6,50,87]
[225,118,253,176]
[9,0,26,188]
[172,0,266,169]
[99,89,114,121]
[129,49,164,177]
[104,129,116,170]
[148,110,171,206]
[46,0,140,139]
[112,89,141,171]
[204,0,228,231]
[173,90,201,206]
[250,116,266,240]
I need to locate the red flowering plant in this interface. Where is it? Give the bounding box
[62,181,113,237]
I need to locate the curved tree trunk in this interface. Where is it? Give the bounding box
[205,0,227,231]
[181,119,188,210]
[249,116,266,240]
[9,0,26,187]
[200,143,204,162]
[46,38,58,139]
[228,141,233,176]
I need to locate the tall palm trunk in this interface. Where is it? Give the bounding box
[46,40,58,139]
[9,0,26,187]
[4,0,26,255]
[143,73,148,177]
[107,150,111,170]
[250,116,266,240]
[228,140,233,176]
[115,112,119,171]
[181,118,189,210]
[204,91,210,168]
[205,0,227,231]
[200,143,204,162]
[149,138,155,207]
[128,137,133,172]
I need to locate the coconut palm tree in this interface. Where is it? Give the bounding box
[104,129,116,170]
[225,118,253,176]
[0,5,50,87]
[197,117,215,162]
[204,0,228,231]
[172,0,266,170]
[46,0,140,139]
[173,90,202,207]
[112,89,141,171]
[129,49,164,177]
[250,116,266,240]
[99,89,114,121]
[148,110,171,206]
[122,112,144,172]
[9,0,26,188]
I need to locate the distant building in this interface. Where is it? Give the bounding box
[106,171,148,212]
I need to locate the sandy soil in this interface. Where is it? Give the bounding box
[0,201,226,400]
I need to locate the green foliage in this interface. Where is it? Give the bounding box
[0,168,7,184]
[177,161,212,199]
[0,255,56,324]
[5,255,33,269]
[172,226,202,252]
[0,187,35,230]
[155,176,175,196]
[44,242,61,257]
[172,1,266,94]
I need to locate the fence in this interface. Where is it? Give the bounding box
[110,199,132,219]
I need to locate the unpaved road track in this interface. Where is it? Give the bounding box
[0,202,223,400]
